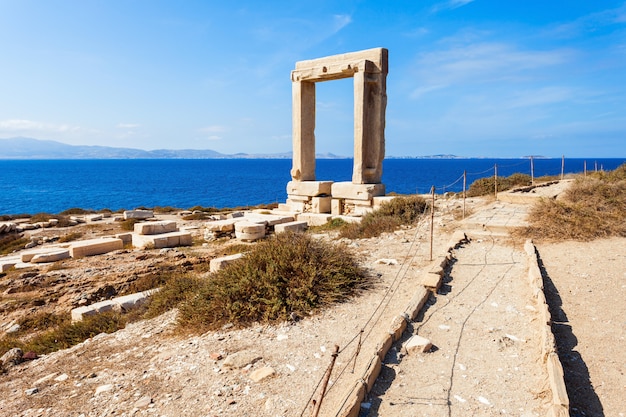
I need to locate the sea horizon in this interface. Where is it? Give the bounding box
[1,157,624,216]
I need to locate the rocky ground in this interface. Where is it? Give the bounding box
[0,187,623,417]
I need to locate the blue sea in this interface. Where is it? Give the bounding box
[0,158,624,215]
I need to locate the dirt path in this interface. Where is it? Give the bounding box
[537,238,626,417]
[366,234,548,416]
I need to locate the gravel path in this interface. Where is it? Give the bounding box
[366,235,548,416]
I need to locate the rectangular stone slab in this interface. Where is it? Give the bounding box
[134,220,178,235]
[132,231,192,249]
[331,182,385,200]
[286,180,333,197]
[69,238,124,258]
[274,221,308,233]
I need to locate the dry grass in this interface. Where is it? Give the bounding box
[519,163,626,241]
[339,195,428,239]
[467,173,532,197]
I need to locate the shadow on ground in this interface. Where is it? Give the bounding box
[537,254,604,417]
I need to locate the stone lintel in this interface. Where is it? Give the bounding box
[293,48,387,80]
[331,182,385,201]
[295,213,333,226]
[286,180,333,197]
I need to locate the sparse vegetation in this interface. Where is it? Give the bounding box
[0,235,28,255]
[339,195,428,239]
[520,163,626,241]
[0,311,128,359]
[146,232,367,332]
[467,173,532,197]
[58,231,83,243]
[309,217,348,232]
[120,218,140,231]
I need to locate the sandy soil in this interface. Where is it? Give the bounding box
[0,190,624,417]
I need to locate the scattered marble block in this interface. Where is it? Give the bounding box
[244,213,294,227]
[331,182,385,201]
[31,249,70,263]
[123,210,153,220]
[286,180,333,196]
[295,213,333,226]
[134,220,178,235]
[69,238,124,258]
[21,247,69,263]
[405,335,433,354]
[274,221,308,234]
[234,222,266,241]
[249,366,276,382]
[210,253,244,273]
[205,218,243,233]
[71,300,116,322]
[0,256,20,273]
[115,233,133,245]
[132,231,192,249]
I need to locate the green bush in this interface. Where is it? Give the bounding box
[171,232,366,331]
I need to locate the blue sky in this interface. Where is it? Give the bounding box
[0,0,625,157]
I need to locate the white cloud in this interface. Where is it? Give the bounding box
[332,14,352,33]
[198,125,228,133]
[431,0,476,13]
[0,119,81,133]
[116,123,140,129]
[507,87,574,108]
[207,135,222,141]
[408,42,573,98]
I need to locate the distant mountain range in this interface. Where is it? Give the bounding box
[0,137,345,160]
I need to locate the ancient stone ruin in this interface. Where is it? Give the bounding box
[279,47,392,216]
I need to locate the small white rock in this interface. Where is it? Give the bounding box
[95,384,114,395]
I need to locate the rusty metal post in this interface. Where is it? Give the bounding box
[311,345,340,417]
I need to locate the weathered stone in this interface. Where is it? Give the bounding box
[134,220,178,235]
[134,396,152,408]
[115,233,132,245]
[95,384,114,395]
[210,253,244,273]
[244,213,294,227]
[249,366,276,382]
[274,221,308,234]
[311,196,332,213]
[54,373,69,382]
[34,372,58,386]
[30,249,71,263]
[205,219,242,233]
[1,347,23,368]
[123,210,153,220]
[286,181,333,197]
[295,213,333,226]
[87,214,103,222]
[405,335,433,354]
[0,256,20,273]
[132,231,192,249]
[71,300,116,322]
[331,198,344,215]
[332,182,385,201]
[69,238,124,258]
[222,351,262,370]
[25,387,39,395]
[234,222,265,241]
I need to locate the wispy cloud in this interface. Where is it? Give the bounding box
[332,14,352,32]
[0,119,82,133]
[198,125,228,133]
[409,42,573,98]
[547,3,626,38]
[116,123,140,129]
[431,0,476,13]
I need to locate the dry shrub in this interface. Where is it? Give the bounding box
[0,235,28,255]
[467,173,532,197]
[521,164,626,241]
[58,231,83,243]
[339,195,427,239]
[174,232,366,331]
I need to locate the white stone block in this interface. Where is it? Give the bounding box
[274,221,308,234]
[210,253,244,273]
[295,213,333,226]
[115,233,132,245]
[132,231,192,249]
[331,182,385,200]
[69,238,124,258]
[87,214,103,222]
[134,220,178,235]
[244,213,294,226]
[284,200,307,212]
[0,256,20,273]
[205,218,243,233]
[234,222,266,241]
[405,335,432,354]
[311,196,332,213]
[123,210,153,220]
[286,181,333,197]
[71,300,116,322]
[31,249,70,263]
[331,199,344,215]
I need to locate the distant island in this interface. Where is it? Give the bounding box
[0,137,348,160]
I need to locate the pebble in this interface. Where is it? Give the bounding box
[95,384,114,395]
[25,388,39,395]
